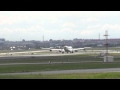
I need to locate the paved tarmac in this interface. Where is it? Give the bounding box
[0,61,102,65]
[0,49,119,59]
[0,68,120,75]
[0,52,86,59]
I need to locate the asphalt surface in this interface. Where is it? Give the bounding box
[0,61,102,66]
[0,49,119,59]
[0,52,86,59]
[0,68,120,75]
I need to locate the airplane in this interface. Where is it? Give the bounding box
[49,45,89,54]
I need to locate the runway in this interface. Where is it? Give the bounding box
[0,52,86,59]
[39,68,120,74]
[0,50,48,55]
[0,49,119,59]
[0,61,103,66]
[0,68,120,75]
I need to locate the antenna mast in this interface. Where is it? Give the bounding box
[104,30,109,56]
[43,35,44,42]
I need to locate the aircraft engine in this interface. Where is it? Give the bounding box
[61,49,65,54]
[70,51,74,53]
[75,50,78,52]
[59,50,62,52]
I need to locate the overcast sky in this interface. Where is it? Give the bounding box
[0,11,120,41]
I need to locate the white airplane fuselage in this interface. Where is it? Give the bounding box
[50,45,86,53]
[57,46,74,53]
[63,46,73,53]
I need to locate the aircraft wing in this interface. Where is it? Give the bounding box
[50,49,62,51]
[74,48,85,50]
[41,47,63,52]
[84,47,92,49]
[73,48,85,51]
[40,47,54,50]
[73,47,92,52]
[41,48,51,50]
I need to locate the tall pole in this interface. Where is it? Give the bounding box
[43,35,45,47]
[99,33,100,40]
[104,30,109,61]
[43,35,44,42]
[99,33,100,44]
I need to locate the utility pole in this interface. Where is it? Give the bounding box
[99,33,100,44]
[43,35,44,42]
[104,30,109,61]
[42,35,44,48]
[99,33,100,40]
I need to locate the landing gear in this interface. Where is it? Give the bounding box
[70,51,74,53]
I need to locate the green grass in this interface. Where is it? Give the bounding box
[0,51,120,78]
[0,53,120,73]
[1,72,120,79]
[0,62,120,73]
[0,53,120,64]
[0,54,102,63]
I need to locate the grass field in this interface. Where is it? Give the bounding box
[0,53,120,74]
[1,62,120,73]
[0,48,120,79]
[0,54,102,63]
[1,72,120,79]
[0,53,120,64]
